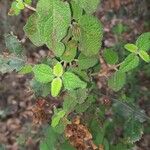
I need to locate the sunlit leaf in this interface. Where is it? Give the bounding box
[119,54,139,73]
[33,64,54,83]
[51,78,62,97]
[62,72,87,90]
[138,50,150,63]
[53,63,63,77]
[124,44,138,53]
[136,32,150,51]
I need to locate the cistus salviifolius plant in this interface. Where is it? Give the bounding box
[1,0,150,149]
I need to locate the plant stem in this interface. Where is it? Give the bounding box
[24,4,36,12]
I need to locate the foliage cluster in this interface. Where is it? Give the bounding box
[0,0,150,149]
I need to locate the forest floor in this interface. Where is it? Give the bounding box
[0,0,150,150]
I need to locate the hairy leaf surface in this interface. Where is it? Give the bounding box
[119,54,139,72]
[108,71,126,92]
[78,15,103,56]
[136,32,150,51]
[73,0,100,14]
[24,0,71,56]
[62,72,87,90]
[51,78,62,97]
[33,64,54,83]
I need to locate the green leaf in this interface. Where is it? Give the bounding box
[136,32,150,51]
[124,43,138,53]
[51,78,62,97]
[78,54,98,70]
[138,50,150,63]
[24,0,32,5]
[33,64,54,83]
[0,56,12,73]
[103,49,118,64]
[40,126,58,150]
[63,92,78,112]
[75,95,96,113]
[78,15,103,56]
[124,117,143,143]
[53,119,67,134]
[112,23,128,35]
[62,72,87,90]
[36,0,71,57]
[61,40,77,62]
[73,0,100,14]
[24,13,44,46]
[8,57,25,71]
[111,143,129,150]
[70,1,83,21]
[5,34,24,55]
[108,71,126,92]
[53,63,63,77]
[103,138,109,150]
[0,55,25,73]
[16,0,25,10]
[119,54,139,73]
[69,68,90,82]
[51,109,66,127]
[75,88,88,104]
[61,141,76,150]
[8,1,21,16]
[19,65,32,74]
[30,79,51,97]
[90,119,104,145]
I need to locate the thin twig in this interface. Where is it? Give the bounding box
[24,4,36,12]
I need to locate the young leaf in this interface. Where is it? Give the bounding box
[103,49,118,64]
[136,32,150,51]
[124,43,138,53]
[19,65,32,74]
[51,78,62,97]
[33,64,54,83]
[8,1,21,16]
[51,110,66,127]
[73,0,100,14]
[53,63,63,77]
[5,34,24,55]
[62,72,87,90]
[16,0,25,10]
[108,71,126,92]
[24,0,32,5]
[78,15,103,56]
[119,54,139,73]
[124,117,143,143]
[138,50,150,63]
[78,54,98,70]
